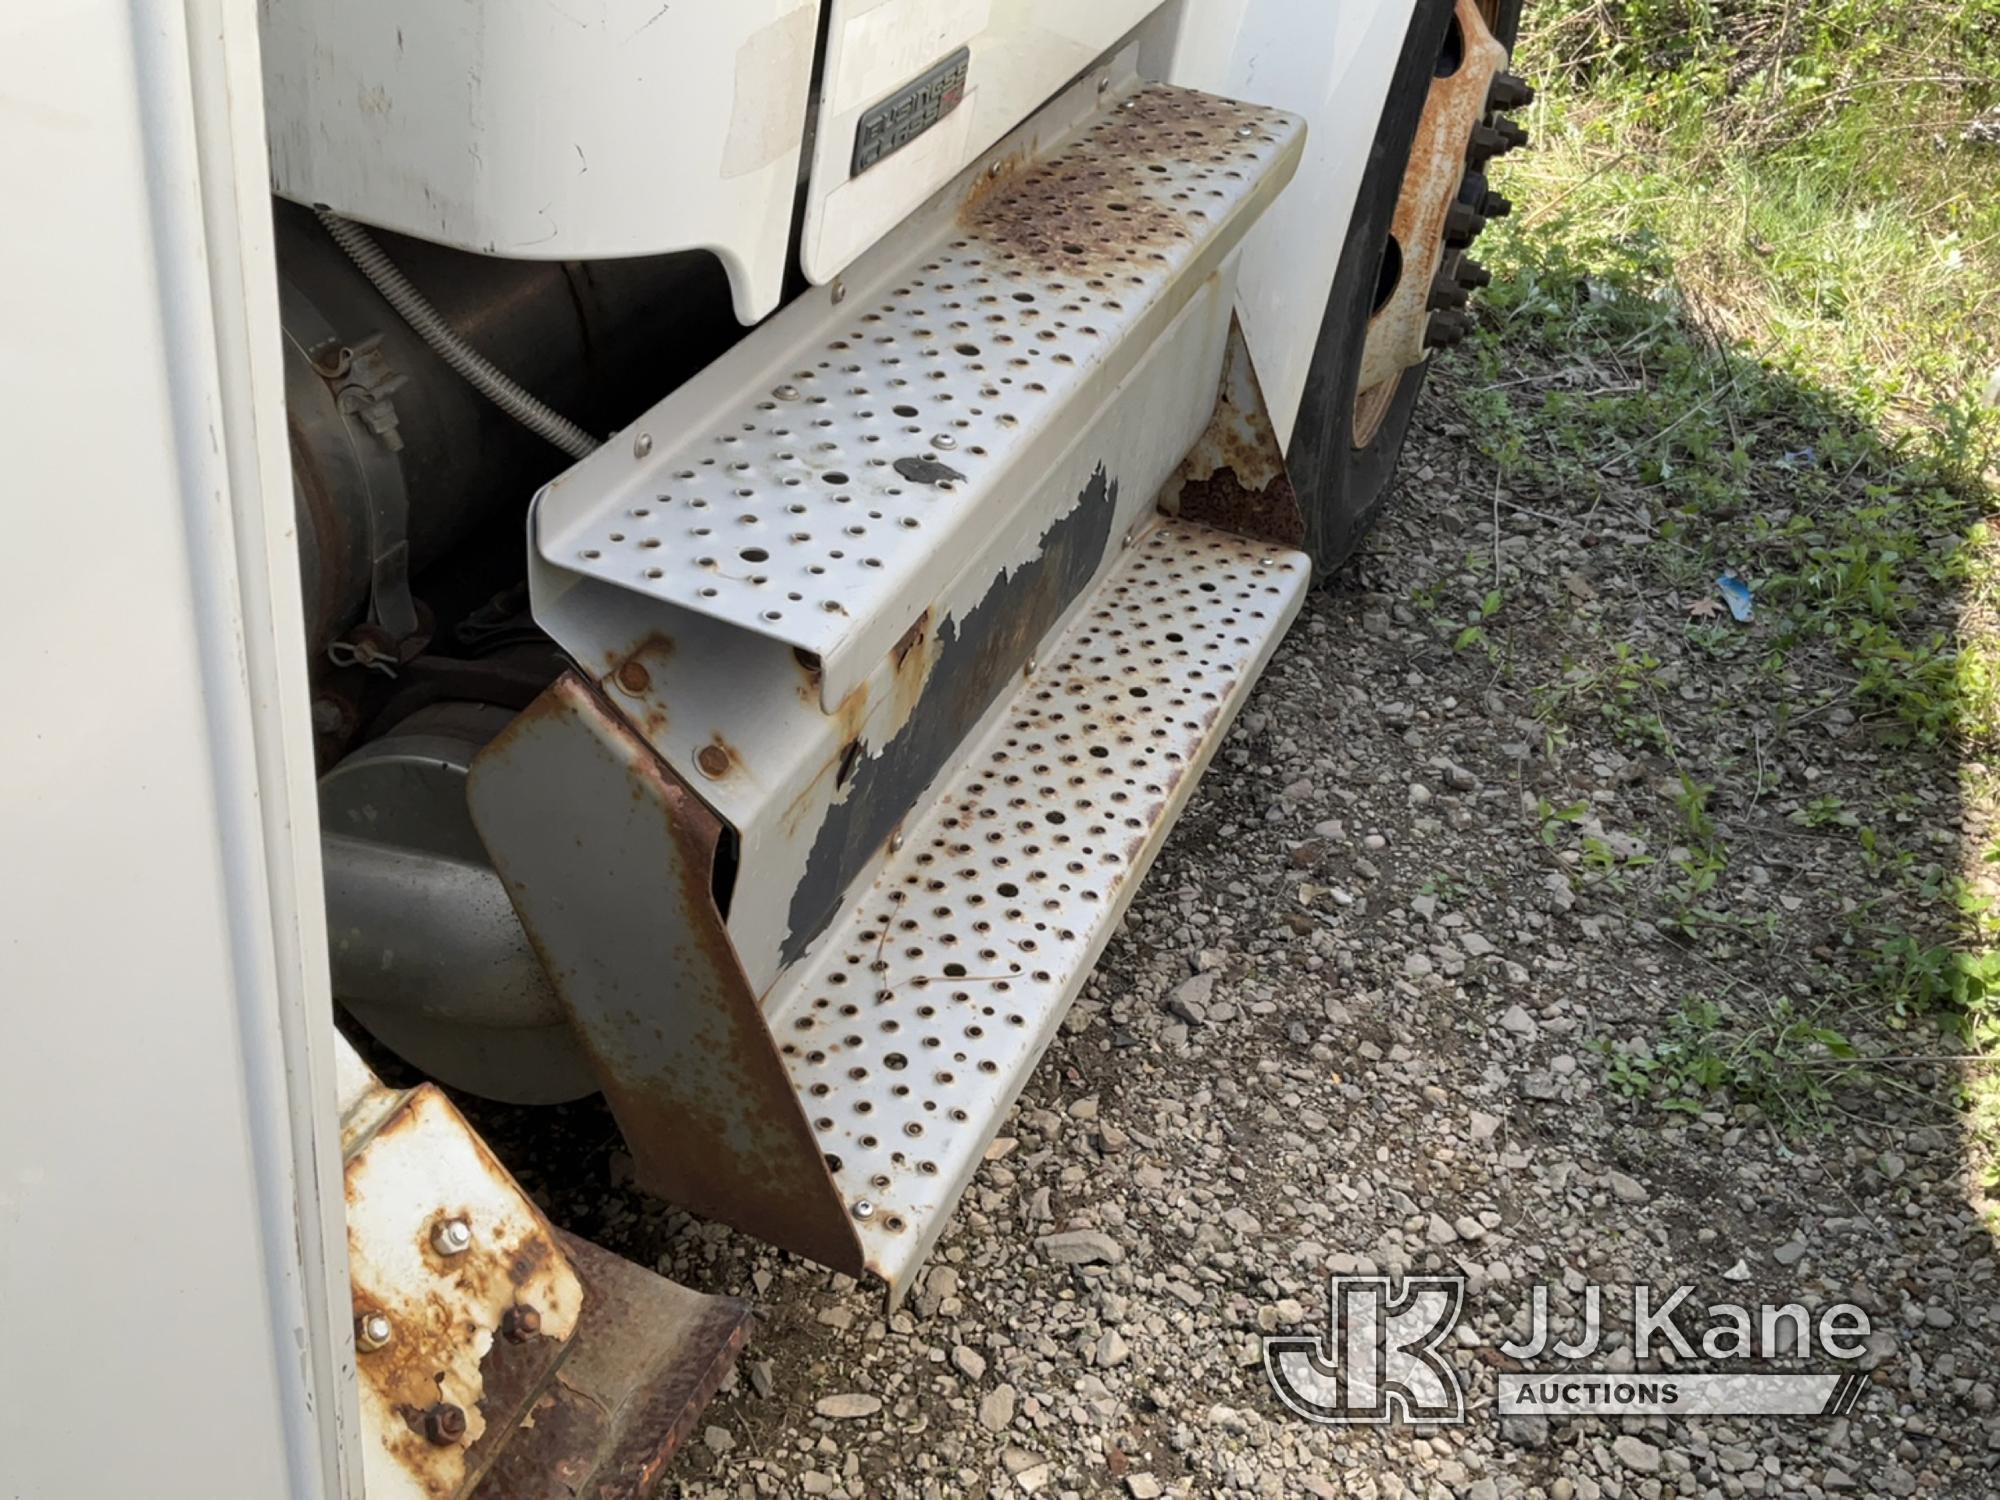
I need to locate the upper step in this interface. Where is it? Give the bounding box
[531,83,1304,709]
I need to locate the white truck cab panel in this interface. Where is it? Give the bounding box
[259,0,822,322]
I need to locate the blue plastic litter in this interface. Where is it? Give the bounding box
[1716,573,1754,623]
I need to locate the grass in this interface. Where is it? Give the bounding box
[1465,0,2000,1147]
[1503,0,2000,476]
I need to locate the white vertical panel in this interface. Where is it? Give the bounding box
[0,0,353,1495]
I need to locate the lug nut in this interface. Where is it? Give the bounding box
[355,1312,393,1353]
[1444,201,1488,246]
[1487,71,1535,111]
[500,1304,543,1344]
[420,1402,468,1447]
[430,1217,473,1257]
[1467,123,1506,165]
[1494,117,1529,153]
[1480,188,1513,221]
[1428,256,1471,311]
[1425,310,1472,350]
[1457,257,1493,290]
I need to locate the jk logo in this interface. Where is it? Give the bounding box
[1264,1276,1467,1426]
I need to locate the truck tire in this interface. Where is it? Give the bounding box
[1288,0,1525,575]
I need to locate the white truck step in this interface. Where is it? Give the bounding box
[530,79,1303,709]
[763,518,1308,1289]
[469,55,1311,1301]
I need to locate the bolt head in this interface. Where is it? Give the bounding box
[889,832,905,854]
[420,1403,468,1447]
[831,280,847,305]
[632,432,653,459]
[500,1304,543,1344]
[852,1199,875,1220]
[355,1312,393,1352]
[431,1217,473,1257]
[932,433,956,450]
[773,383,800,401]
[697,743,731,779]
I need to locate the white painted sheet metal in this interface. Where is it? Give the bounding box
[800,0,1166,284]
[259,0,822,322]
[536,81,1304,710]
[771,519,1309,1290]
[3,0,356,1492]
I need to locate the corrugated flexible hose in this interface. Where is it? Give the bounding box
[315,209,602,460]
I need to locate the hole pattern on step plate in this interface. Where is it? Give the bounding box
[542,88,1301,666]
[764,524,1306,1272]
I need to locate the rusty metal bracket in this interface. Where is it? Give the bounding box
[340,1058,584,1500]
[472,1234,752,1500]
[465,671,866,1275]
[1158,313,1307,549]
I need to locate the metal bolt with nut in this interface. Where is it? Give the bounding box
[499,1304,543,1344]
[420,1402,468,1447]
[355,1312,393,1353]
[430,1217,473,1256]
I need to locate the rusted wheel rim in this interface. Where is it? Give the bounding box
[1352,0,1514,447]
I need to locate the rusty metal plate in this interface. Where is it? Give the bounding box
[474,1234,752,1500]
[764,519,1309,1298]
[346,1083,583,1500]
[532,82,1304,710]
[466,673,867,1276]
[1161,313,1306,549]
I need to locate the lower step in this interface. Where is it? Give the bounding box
[763,518,1309,1291]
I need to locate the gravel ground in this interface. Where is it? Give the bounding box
[466,352,2000,1498]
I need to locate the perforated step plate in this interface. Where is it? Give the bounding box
[531,77,1305,709]
[761,518,1308,1291]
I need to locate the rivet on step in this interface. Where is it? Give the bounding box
[431,1217,473,1257]
[1024,656,1037,677]
[988,161,1002,179]
[932,433,956,450]
[615,660,650,694]
[1097,73,1110,94]
[355,1312,392,1353]
[1236,124,1255,138]
[697,744,732,778]
[889,832,905,854]
[831,280,847,305]
[773,383,801,401]
[632,432,653,459]
[852,1199,875,1220]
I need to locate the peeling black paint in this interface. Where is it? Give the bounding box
[779,464,1121,966]
[893,455,967,487]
